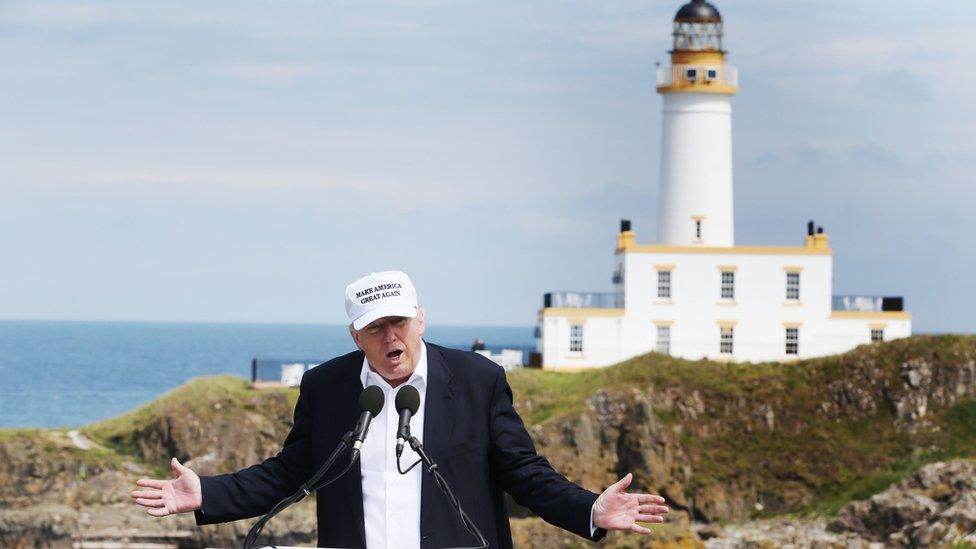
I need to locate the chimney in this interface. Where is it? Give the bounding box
[813,225,829,248]
[617,219,636,250]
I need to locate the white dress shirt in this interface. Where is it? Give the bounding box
[358,344,427,549]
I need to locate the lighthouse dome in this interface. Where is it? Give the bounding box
[674,0,721,23]
[671,0,723,52]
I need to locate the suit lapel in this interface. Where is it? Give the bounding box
[419,342,455,544]
[332,356,367,548]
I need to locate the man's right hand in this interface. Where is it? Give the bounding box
[130,457,203,516]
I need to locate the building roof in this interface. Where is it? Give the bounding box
[674,0,722,23]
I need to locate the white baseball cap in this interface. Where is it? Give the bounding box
[345,271,419,330]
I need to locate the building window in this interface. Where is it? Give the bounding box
[719,326,734,355]
[695,220,702,240]
[569,325,583,352]
[786,272,800,301]
[785,327,799,355]
[657,270,671,299]
[685,67,698,81]
[871,328,884,343]
[720,271,735,300]
[656,325,671,355]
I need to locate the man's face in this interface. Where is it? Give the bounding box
[350,308,425,387]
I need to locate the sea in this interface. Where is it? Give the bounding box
[0,320,534,429]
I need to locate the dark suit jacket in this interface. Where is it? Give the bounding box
[195,342,605,548]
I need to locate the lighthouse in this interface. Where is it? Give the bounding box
[535,0,911,369]
[656,0,737,247]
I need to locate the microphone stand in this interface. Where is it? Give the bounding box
[243,432,356,549]
[407,436,489,549]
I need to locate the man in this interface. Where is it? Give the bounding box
[131,271,669,548]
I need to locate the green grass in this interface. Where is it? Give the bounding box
[0,427,44,442]
[83,375,296,456]
[2,335,972,523]
[509,336,976,518]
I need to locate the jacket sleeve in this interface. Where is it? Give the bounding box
[486,366,607,542]
[194,373,315,525]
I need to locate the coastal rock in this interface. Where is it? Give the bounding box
[525,336,976,526]
[0,505,79,548]
[4,336,976,547]
[703,517,879,548]
[828,459,976,547]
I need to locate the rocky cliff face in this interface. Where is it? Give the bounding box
[0,378,310,548]
[829,459,976,547]
[522,336,976,524]
[2,336,976,548]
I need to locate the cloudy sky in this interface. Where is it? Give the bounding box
[1,0,973,331]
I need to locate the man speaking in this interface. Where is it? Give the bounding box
[131,271,670,548]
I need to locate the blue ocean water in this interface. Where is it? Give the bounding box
[0,320,534,429]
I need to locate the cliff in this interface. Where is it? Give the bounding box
[2,335,975,547]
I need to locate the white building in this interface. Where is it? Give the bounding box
[537,0,911,370]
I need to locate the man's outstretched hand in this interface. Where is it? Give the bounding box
[592,473,670,535]
[130,457,203,517]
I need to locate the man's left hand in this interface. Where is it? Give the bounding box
[592,473,670,535]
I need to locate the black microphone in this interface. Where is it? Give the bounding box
[394,385,421,458]
[350,385,385,462]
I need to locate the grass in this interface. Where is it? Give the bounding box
[0,427,44,442]
[83,375,296,457]
[3,334,972,524]
[507,335,976,518]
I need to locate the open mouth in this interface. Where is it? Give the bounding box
[386,350,404,360]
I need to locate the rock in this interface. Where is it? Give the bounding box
[829,459,976,547]
[4,337,976,546]
[703,517,876,548]
[0,505,80,548]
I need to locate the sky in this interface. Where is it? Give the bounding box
[0,1,973,331]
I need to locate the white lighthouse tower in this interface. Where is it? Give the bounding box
[657,0,737,247]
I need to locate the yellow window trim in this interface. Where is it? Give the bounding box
[782,322,803,328]
[716,320,738,327]
[783,266,804,273]
[617,242,832,256]
[718,265,738,272]
[657,83,737,95]
[543,365,592,372]
[653,320,675,326]
[540,308,625,318]
[654,264,675,271]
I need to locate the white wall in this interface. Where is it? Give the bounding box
[540,315,622,370]
[820,316,912,355]
[621,249,838,362]
[658,93,735,246]
[540,248,911,368]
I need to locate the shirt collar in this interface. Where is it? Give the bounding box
[360,340,428,390]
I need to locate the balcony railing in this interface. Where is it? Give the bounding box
[832,295,904,312]
[544,291,623,309]
[656,64,738,88]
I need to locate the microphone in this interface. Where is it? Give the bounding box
[350,385,385,462]
[395,385,421,458]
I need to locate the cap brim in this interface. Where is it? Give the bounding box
[352,305,418,330]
